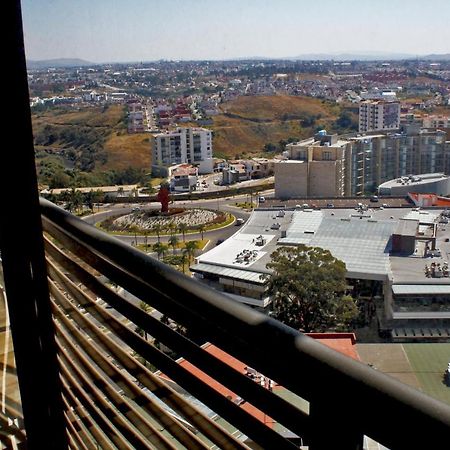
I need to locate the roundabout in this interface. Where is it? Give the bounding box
[99,207,233,236]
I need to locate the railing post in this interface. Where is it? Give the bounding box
[309,401,364,450]
[0,1,68,448]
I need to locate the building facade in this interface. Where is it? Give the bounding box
[151,127,214,174]
[359,100,400,133]
[276,128,450,199]
[276,132,352,198]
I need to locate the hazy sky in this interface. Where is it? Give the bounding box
[21,0,450,62]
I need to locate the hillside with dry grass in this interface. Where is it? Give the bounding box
[33,104,150,165]
[211,95,346,157]
[32,104,151,187]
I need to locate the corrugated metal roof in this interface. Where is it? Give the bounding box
[392,284,450,295]
[191,263,266,284]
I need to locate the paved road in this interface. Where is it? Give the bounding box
[82,195,259,251]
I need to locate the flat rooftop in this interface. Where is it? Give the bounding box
[194,205,450,288]
[379,173,449,190]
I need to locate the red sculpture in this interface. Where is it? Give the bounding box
[157,185,170,213]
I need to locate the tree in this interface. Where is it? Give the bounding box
[264,245,358,332]
[184,240,199,263]
[198,224,206,240]
[64,188,83,214]
[152,223,162,243]
[168,235,179,254]
[178,223,188,242]
[152,242,168,260]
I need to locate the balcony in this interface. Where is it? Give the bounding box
[1,197,449,449]
[1,2,449,448]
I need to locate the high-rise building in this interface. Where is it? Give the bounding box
[275,131,352,198]
[151,127,213,174]
[359,100,400,133]
[276,128,449,199]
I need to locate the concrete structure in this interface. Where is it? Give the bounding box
[276,128,450,199]
[191,205,450,338]
[151,127,213,175]
[169,164,198,192]
[42,184,139,198]
[422,115,450,129]
[378,173,450,197]
[276,132,351,198]
[359,100,400,133]
[221,158,275,185]
[222,162,248,185]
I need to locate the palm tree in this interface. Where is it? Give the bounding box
[67,188,83,214]
[184,240,199,263]
[181,249,188,274]
[168,235,179,254]
[143,229,149,250]
[168,222,177,237]
[153,223,162,243]
[152,242,168,260]
[178,223,188,242]
[198,224,206,241]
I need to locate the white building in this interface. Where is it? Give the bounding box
[191,206,450,340]
[422,115,450,129]
[378,173,450,197]
[151,127,214,175]
[359,100,400,133]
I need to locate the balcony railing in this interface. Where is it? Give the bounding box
[2,198,449,449]
[3,2,449,448]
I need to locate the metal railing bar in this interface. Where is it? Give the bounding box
[64,410,95,450]
[0,413,26,443]
[60,353,154,450]
[62,388,117,450]
[45,252,247,450]
[46,239,311,439]
[51,291,177,450]
[41,200,450,448]
[58,340,179,450]
[53,301,210,450]
[42,214,259,354]
[48,260,296,450]
[67,430,83,450]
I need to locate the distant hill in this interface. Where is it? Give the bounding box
[420,54,450,61]
[27,58,95,69]
[290,52,450,61]
[211,95,346,158]
[293,52,415,61]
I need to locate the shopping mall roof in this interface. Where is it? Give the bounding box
[194,205,449,285]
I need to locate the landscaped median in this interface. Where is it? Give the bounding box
[97,207,235,237]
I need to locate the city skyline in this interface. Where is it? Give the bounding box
[22,0,450,63]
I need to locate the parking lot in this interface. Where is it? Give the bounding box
[263,196,412,209]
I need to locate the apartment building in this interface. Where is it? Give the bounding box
[275,132,352,198]
[275,128,450,199]
[151,127,214,174]
[359,100,401,133]
[422,115,450,129]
